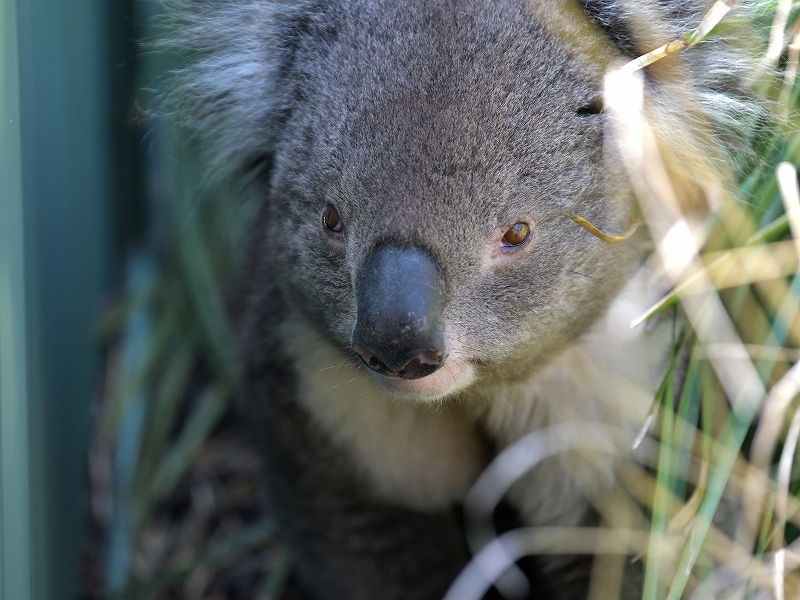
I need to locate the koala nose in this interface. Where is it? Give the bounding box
[352,245,445,380]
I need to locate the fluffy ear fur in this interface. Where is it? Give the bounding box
[566,0,771,195]
[158,0,311,182]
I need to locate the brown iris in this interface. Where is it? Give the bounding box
[502,222,530,247]
[323,204,342,232]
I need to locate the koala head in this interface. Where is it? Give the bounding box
[258,0,644,400]
[168,0,766,401]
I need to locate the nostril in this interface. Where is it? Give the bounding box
[353,344,402,378]
[414,349,442,367]
[353,344,374,365]
[397,349,442,380]
[353,345,443,380]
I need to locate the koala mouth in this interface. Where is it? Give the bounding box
[353,341,477,401]
[370,355,478,400]
[353,344,442,380]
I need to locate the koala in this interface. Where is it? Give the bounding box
[163,0,764,598]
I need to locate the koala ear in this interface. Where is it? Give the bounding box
[159,0,307,183]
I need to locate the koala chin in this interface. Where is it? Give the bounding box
[166,0,763,597]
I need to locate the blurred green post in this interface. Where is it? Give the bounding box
[1,0,113,598]
[0,0,32,598]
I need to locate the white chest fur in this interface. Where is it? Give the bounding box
[280,263,673,518]
[280,315,489,511]
[475,264,674,526]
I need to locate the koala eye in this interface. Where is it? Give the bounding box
[501,222,531,247]
[323,204,343,233]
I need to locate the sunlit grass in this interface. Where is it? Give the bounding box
[453,2,800,599]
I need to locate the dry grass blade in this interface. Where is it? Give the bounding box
[700,343,800,362]
[780,18,800,107]
[445,527,651,600]
[666,458,708,535]
[748,164,800,464]
[778,163,800,252]
[565,213,643,243]
[630,216,790,329]
[767,0,795,64]
[741,360,800,548]
[619,0,740,74]
[463,421,625,598]
[772,406,800,599]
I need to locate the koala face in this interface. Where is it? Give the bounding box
[266,0,643,400]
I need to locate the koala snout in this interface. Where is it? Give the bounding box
[352,245,445,380]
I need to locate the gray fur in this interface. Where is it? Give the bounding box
[162,1,766,598]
